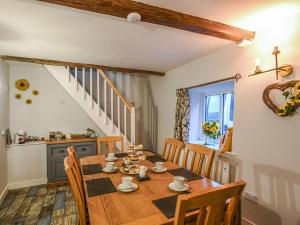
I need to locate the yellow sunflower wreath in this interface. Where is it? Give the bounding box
[15,79,30,91]
[277,82,300,117]
[32,90,39,96]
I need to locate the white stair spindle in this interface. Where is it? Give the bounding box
[97,70,100,115]
[130,106,135,145]
[124,105,127,140]
[82,68,86,99]
[104,80,107,124]
[111,88,114,132]
[90,68,93,108]
[117,97,120,135]
[67,66,70,82]
[74,67,78,91]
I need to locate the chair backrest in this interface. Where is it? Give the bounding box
[161,138,183,164]
[182,144,215,178]
[210,152,239,184]
[97,136,124,155]
[64,156,87,225]
[174,180,246,225]
[67,146,81,181]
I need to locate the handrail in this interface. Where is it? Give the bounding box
[97,69,133,111]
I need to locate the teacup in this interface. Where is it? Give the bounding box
[122,176,133,188]
[155,162,165,171]
[173,176,187,189]
[107,153,115,160]
[105,162,114,171]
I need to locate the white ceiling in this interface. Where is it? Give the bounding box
[0,0,299,72]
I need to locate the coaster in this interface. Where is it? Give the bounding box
[168,168,203,182]
[82,164,103,175]
[146,155,166,163]
[135,175,150,181]
[152,194,194,219]
[86,177,117,197]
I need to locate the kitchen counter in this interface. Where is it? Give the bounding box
[46,138,97,145]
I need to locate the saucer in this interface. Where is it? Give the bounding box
[151,167,167,173]
[117,183,138,193]
[102,167,118,173]
[105,157,118,162]
[168,182,190,192]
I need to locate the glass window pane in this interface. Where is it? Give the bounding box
[222,92,234,134]
[205,95,220,123]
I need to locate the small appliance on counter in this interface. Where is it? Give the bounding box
[15,129,27,144]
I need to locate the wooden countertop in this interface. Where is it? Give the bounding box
[46,138,97,145]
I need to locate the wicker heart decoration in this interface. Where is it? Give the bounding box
[263,80,300,117]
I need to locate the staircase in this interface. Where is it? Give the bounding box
[44,65,136,145]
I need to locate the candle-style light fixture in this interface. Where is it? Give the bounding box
[249,46,293,79]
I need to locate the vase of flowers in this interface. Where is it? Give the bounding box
[202,121,221,145]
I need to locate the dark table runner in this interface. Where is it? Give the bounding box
[85,177,117,197]
[152,194,194,219]
[82,164,103,175]
[168,168,203,182]
[146,155,166,163]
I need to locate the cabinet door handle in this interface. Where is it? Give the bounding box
[59,149,64,153]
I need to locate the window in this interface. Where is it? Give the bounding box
[188,80,234,147]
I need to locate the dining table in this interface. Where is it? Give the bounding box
[80,150,220,225]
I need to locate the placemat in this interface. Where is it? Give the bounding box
[168,168,203,182]
[86,177,117,197]
[82,164,103,175]
[115,152,128,158]
[146,155,166,163]
[152,194,194,219]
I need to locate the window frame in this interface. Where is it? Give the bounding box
[200,88,234,142]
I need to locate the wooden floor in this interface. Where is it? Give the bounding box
[0,185,78,225]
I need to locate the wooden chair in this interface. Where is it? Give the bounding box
[174,180,246,225]
[182,144,215,178]
[161,138,183,164]
[67,146,81,181]
[97,136,124,155]
[64,156,87,225]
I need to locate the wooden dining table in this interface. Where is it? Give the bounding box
[80,150,220,225]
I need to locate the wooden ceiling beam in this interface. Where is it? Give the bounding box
[38,0,255,42]
[1,55,165,76]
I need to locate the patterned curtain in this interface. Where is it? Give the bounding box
[174,88,190,143]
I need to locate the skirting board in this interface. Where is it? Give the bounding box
[8,178,48,190]
[0,185,8,205]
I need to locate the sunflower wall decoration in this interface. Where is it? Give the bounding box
[25,99,33,105]
[32,90,39,96]
[15,79,30,91]
[15,93,22,100]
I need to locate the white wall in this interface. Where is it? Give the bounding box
[0,60,9,201]
[9,64,105,138]
[150,17,300,225]
[7,143,47,189]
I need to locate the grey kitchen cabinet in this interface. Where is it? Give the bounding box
[47,141,97,183]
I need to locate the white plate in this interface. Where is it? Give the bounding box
[105,157,118,162]
[168,182,190,192]
[151,167,167,173]
[117,183,138,193]
[102,167,118,173]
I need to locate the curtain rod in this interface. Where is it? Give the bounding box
[186,73,241,90]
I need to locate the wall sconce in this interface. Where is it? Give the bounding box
[248,46,293,79]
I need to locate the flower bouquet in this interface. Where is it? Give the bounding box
[202,121,221,142]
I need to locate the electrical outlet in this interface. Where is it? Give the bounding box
[244,191,258,203]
